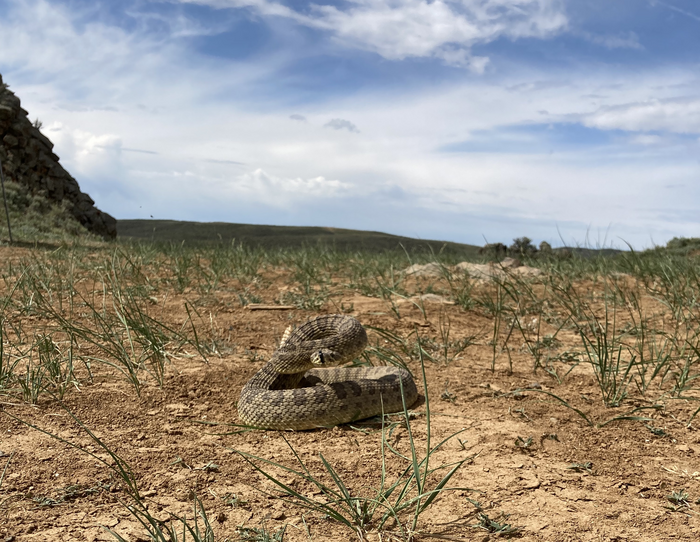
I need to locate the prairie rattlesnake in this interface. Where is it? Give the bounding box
[238,315,418,430]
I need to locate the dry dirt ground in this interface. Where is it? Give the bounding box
[0,245,699,541]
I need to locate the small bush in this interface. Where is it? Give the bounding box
[665,237,700,253]
[509,236,538,257]
[480,242,508,259]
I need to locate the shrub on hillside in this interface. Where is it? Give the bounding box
[0,180,96,243]
[666,237,700,252]
[509,236,538,257]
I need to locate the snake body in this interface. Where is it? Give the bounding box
[238,314,418,430]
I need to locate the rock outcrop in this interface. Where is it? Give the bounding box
[0,74,116,239]
[454,259,543,279]
[404,258,543,281]
[403,262,445,277]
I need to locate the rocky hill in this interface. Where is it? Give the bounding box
[0,74,116,239]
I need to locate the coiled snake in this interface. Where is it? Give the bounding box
[238,314,418,430]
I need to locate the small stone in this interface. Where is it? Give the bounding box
[522,477,541,489]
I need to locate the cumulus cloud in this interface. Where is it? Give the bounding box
[46,124,126,180]
[181,0,568,68]
[582,97,700,134]
[324,118,359,133]
[233,168,352,206]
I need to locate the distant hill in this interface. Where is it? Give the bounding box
[117,219,483,256]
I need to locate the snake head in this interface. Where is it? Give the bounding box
[310,350,325,365]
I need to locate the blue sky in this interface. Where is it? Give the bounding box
[1,0,699,249]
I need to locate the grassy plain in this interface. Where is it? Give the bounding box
[0,237,699,541]
[116,219,484,256]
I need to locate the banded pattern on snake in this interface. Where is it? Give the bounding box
[237,314,418,430]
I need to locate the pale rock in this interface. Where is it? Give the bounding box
[403,262,444,277]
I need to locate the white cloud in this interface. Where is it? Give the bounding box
[41,122,130,190]
[0,0,279,110]
[433,47,490,72]
[0,0,157,88]
[582,97,700,134]
[181,0,568,68]
[311,0,567,58]
[233,168,352,205]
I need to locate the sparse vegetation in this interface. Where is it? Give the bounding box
[1,233,700,539]
[509,236,537,257]
[0,180,94,243]
[474,512,521,537]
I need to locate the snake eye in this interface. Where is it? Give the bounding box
[317,351,325,364]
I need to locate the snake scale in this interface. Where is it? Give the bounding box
[238,314,418,430]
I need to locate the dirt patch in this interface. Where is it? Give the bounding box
[0,245,699,541]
